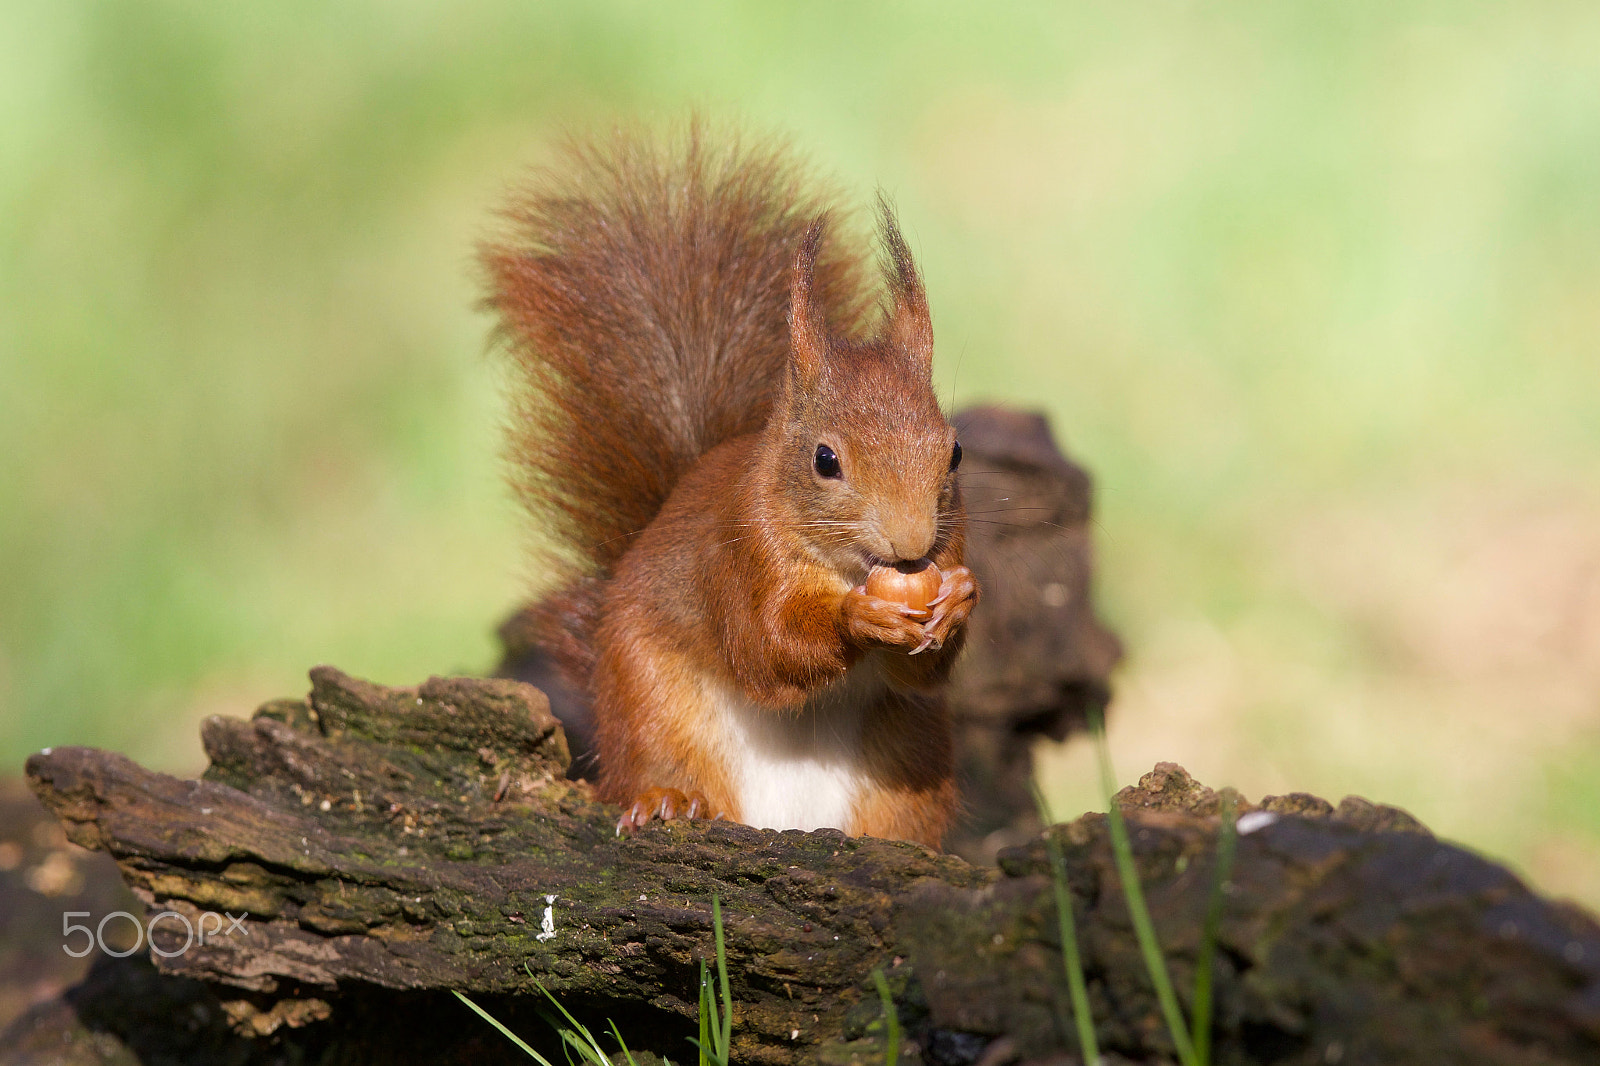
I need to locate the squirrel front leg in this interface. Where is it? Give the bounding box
[838,586,934,654]
[757,565,978,697]
[728,579,925,705]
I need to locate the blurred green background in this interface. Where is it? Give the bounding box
[3,2,1598,907]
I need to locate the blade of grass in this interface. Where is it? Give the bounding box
[1090,708,1198,1066]
[454,990,560,1066]
[539,1011,598,1062]
[537,996,609,1065]
[552,1027,590,1066]
[464,969,650,1066]
[518,964,634,1066]
[691,960,724,1066]
[608,1019,648,1066]
[1030,781,1100,1066]
[1191,791,1238,1066]
[714,895,732,1056]
[870,968,902,1066]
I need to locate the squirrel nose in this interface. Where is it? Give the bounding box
[885,517,936,563]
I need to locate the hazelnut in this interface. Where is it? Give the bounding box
[864,562,942,617]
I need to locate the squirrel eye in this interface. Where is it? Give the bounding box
[950,440,963,472]
[813,443,842,479]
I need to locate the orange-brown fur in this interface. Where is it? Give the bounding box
[483,123,977,848]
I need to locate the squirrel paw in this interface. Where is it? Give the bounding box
[615,787,722,836]
[912,565,980,655]
[839,587,930,653]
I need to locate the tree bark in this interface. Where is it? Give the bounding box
[12,668,1600,1066]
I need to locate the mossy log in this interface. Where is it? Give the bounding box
[14,667,1600,1066]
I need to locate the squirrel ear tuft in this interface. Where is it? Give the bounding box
[877,196,933,369]
[788,216,830,387]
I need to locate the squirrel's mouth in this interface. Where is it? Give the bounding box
[863,553,933,574]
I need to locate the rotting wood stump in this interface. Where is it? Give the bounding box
[10,667,1600,1066]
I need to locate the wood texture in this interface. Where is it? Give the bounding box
[13,668,1600,1065]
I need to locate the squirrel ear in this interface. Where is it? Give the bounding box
[877,196,933,369]
[788,216,830,387]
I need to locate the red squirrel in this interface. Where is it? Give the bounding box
[482,127,978,849]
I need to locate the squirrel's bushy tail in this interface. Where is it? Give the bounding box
[483,124,869,681]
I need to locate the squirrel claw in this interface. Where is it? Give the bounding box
[615,787,718,834]
[910,604,952,655]
[915,566,979,654]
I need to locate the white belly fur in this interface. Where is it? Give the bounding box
[706,663,884,833]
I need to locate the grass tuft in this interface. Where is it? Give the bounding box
[689,894,733,1066]
[456,967,672,1066]
[454,989,558,1066]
